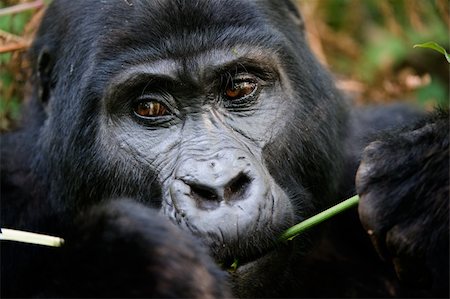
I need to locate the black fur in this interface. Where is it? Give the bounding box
[357,109,449,297]
[52,200,229,298]
[1,0,448,297]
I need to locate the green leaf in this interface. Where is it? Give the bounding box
[413,42,450,63]
[228,259,239,272]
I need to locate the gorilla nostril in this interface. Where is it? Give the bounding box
[224,172,252,202]
[181,172,252,210]
[191,185,218,201]
[190,184,221,210]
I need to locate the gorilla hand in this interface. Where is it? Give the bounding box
[50,200,229,298]
[356,110,449,296]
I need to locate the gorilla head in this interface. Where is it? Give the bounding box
[17,0,347,295]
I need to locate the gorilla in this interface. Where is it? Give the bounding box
[1,0,448,297]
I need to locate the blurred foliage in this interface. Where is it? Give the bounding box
[0,0,449,131]
[0,0,47,130]
[297,0,449,109]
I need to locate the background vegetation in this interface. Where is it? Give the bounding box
[0,0,448,131]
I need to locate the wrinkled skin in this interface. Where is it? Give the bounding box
[1,0,448,298]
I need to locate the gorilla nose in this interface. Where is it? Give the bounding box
[187,172,252,209]
[174,157,253,210]
[166,153,286,238]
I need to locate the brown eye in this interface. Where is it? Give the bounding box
[134,101,168,117]
[225,81,257,100]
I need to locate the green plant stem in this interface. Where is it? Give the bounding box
[1,195,360,249]
[279,195,360,241]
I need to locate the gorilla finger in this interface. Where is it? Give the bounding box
[386,224,431,288]
[355,141,387,192]
[357,192,390,260]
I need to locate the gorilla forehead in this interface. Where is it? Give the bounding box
[46,0,295,62]
[95,0,290,61]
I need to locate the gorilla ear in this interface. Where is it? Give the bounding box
[37,49,54,105]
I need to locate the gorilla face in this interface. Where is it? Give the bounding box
[102,46,296,268]
[31,0,346,288]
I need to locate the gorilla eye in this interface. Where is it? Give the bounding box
[224,80,257,101]
[134,101,168,118]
